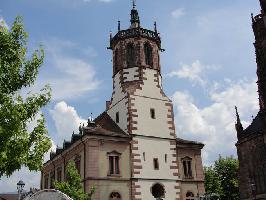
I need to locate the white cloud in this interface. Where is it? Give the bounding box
[0,16,9,29]
[37,39,100,101]
[167,60,217,87]
[49,101,87,145]
[171,8,185,19]
[173,79,259,165]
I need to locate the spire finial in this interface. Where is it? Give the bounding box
[235,106,243,136]
[130,0,140,27]
[132,0,136,9]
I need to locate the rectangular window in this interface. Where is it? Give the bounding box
[109,156,120,175]
[150,108,155,119]
[115,156,120,174]
[50,171,55,189]
[44,175,49,189]
[57,168,62,182]
[75,159,81,175]
[165,154,167,163]
[116,112,119,123]
[183,159,193,178]
[153,158,159,170]
[143,152,146,161]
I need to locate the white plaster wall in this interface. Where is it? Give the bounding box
[136,180,180,200]
[110,72,127,106]
[132,96,174,139]
[123,67,139,82]
[107,98,128,133]
[134,68,169,101]
[133,136,178,179]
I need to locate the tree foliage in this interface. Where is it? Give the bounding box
[54,161,95,200]
[204,155,239,200]
[0,16,52,177]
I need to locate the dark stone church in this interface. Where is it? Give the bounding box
[235,0,266,199]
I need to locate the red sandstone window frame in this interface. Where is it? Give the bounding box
[107,151,122,176]
[182,157,193,179]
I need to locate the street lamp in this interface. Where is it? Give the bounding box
[17,180,25,200]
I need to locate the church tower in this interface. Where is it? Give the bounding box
[253,0,266,110]
[106,2,181,199]
[236,1,266,199]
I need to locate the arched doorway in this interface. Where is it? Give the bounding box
[186,191,195,200]
[109,192,121,200]
[151,183,165,199]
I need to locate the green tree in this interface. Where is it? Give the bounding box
[54,161,95,200]
[0,16,52,177]
[204,155,239,200]
[204,166,222,196]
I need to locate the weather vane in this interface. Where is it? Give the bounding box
[132,0,136,9]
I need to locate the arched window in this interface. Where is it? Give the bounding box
[109,192,121,200]
[151,183,165,199]
[186,191,195,200]
[144,43,153,66]
[114,49,119,66]
[127,43,135,67]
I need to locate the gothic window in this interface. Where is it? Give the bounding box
[186,191,195,200]
[44,175,49,189]
[144,43,153,66]
[150,108,155,119]
[109,192,121,200]
[151,183,165,199]
[116,112,119,123]
[75,155,81,175]
[107,151,121,175]
[114,48,120,73]
[126,43,135,67]
[182,157,193,178]
[153,158,159,170]
[57,167,62,182]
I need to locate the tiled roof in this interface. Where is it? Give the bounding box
[49,111,130,161]
[241,111,266,138]
[176,138,204,148]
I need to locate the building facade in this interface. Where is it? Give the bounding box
[235,0,266,199]
[42,4,205,200]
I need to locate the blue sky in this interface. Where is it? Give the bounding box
[0,0,261,192]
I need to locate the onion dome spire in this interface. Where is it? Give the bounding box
[235,106,243,137]
[130,0,140,28]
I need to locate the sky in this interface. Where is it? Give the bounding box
[0,0,261,193]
